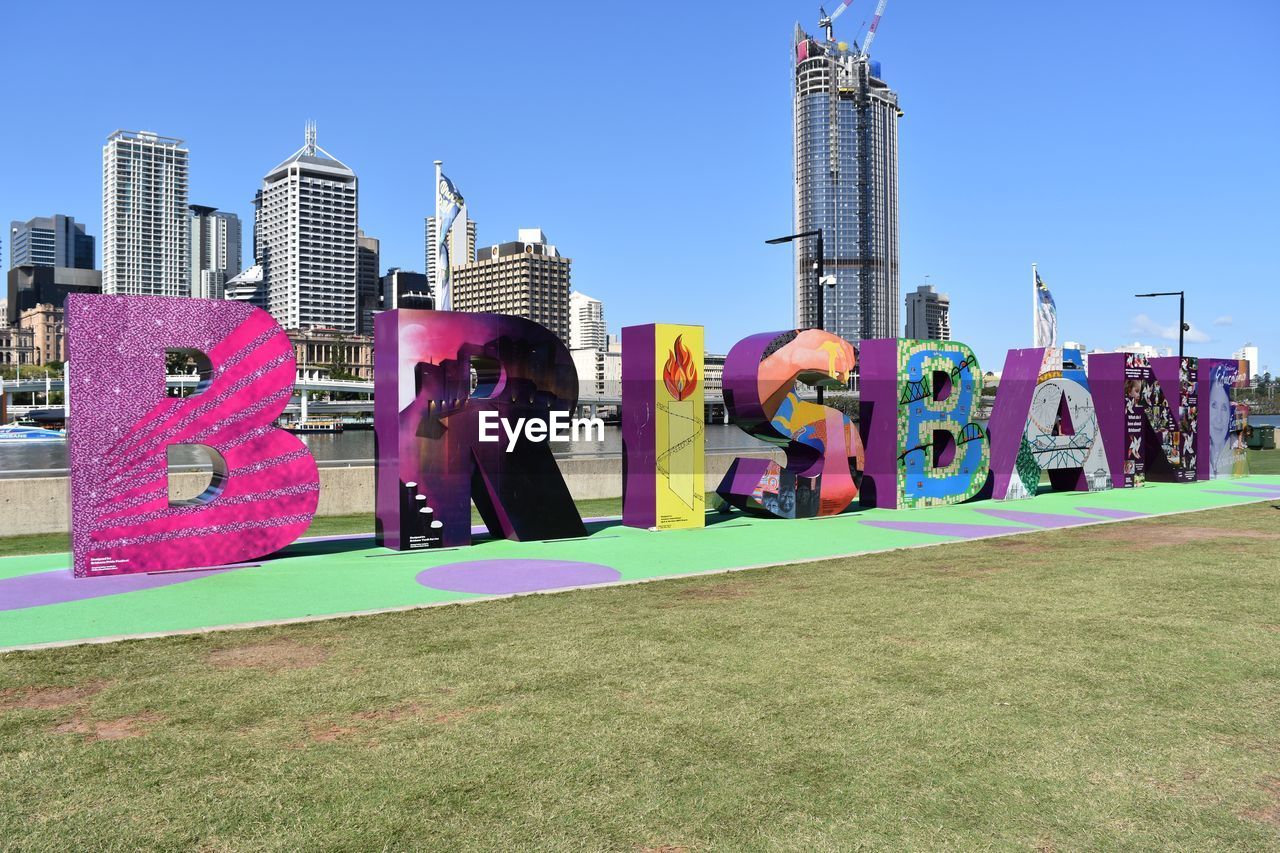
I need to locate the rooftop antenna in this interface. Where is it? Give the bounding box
[304,120,317,155]
[817,0,853,42]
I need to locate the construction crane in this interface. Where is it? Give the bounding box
[817,0,854,42]
[859,0,889,57]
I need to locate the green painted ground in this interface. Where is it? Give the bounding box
[2,475,1278,652]
[1,500,1278,849]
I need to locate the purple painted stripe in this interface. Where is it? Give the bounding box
[0,566,232,612]
[1204,489,1280,499]
[860,520,1035,539]
[974,508,1092,529]
[1210,482,1280,492]
[1075,507,1149,520]
[416,559,621,595]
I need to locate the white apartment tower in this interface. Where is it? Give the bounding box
[102,130,190,297]
[904,284,950,340]
[258,123,359,331]
[569,291,606,351]
[189,205,242,300]
[425,210,476,297]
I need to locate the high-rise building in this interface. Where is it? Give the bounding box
[791,25,900,344]
[357,229,380,335]
[6,265,102,326]
[102,130,190,297]
[9,215,95,270]
[425,210,476,295]
[380,268,433,312]
[257,123,358,331]
[224,263,266,309]
[1233,343,1260,379]
[904,284,950,340]
[452,228,571,343]
[569,290,606,351]
[0,300,7,329]
[188,205,242,300]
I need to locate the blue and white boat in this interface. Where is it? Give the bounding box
[0,423,66,442]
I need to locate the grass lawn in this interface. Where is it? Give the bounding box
[2,494,1279,848]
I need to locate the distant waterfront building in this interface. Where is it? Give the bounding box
[6,265,101,327]
[9,215,95,270]
[452,228,571,344]
[102,130,190,297]
[357,230,380,335]
[904,284,950,340]
[570,342,621,399]
[188,205,242,300]
[1233,343,1260,379]
[425,210,476,296]
[224,263,266,309]
[289,329,373,380]
[791,25,901,344]
[569,291,606,351]
[258,123,359,332]
[379,268,433,312]
[18,305,67,365]
[0,323,35,366]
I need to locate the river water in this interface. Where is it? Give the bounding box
[0,423,766,478]
[3,416,1278,479]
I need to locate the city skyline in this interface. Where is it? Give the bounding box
[0,1,1276,369]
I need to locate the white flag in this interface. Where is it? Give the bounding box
[1034,267,1058,349]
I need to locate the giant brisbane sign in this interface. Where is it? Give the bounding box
[65,294,1252,577]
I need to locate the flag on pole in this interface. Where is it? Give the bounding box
[1034,266,1058,349]
[435,171,464,310]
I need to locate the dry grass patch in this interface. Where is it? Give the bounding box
[0,680,111,712]
[206,640,329,672]
[1240,777,1280,827]
[1088,524,1280,550]
[51,712,163,742]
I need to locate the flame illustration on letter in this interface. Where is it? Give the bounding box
[663,335,698,401]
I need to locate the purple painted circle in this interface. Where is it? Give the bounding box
[415,559,621,595]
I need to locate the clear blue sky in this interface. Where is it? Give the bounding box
[3,0,1277,371]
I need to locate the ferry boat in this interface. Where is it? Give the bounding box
[0,423,67,442]
[283,419,345,434]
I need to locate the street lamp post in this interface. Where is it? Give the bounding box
[1134,291,1188,360]
[766,228,836,402]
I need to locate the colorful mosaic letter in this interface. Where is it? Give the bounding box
[988,347,1110,500]
[716,329,861,518]
[1197,358,1250,479]
[621,324,705,529]
[66,294,319,577]
[860,339,990,509]
[374,309,585,549]
[1090,353,1197,487]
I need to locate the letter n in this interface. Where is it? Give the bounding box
[66,294,319,577]
[374,309,585,549]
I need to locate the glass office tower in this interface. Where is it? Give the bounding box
[793,25,900,345]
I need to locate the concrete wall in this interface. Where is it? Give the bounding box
[0,450,781,537]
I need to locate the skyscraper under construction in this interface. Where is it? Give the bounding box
[792,3,900,345]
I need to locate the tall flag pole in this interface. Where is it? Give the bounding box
[434,160,464,312]
[1033,263,1058,350]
